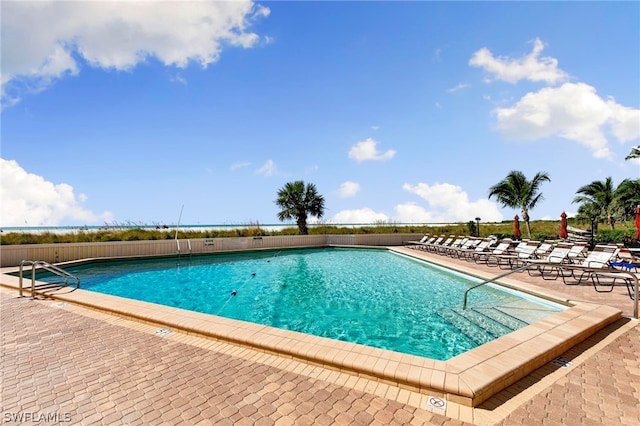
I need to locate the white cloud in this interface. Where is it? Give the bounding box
[403,182,503,222]
[348,138,396,162]
[447,83,470,93]
[0,158,112,227]
[170,73,188,86]
[230,161,251,171]
[494,82,640,159]
[434,48,442,62]
[1,1,270,108]
[469,38,569,85]
[255,159,278,176]
[393,202,434,223]
[337,181,360,198]
[608,101,640,143]
[329,208,390,224]
[328,182,504,225]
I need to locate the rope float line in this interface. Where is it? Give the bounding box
[216,252,282,315]
[216,272,257,315]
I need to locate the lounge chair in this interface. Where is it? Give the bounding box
[590,267,638,299]
[446,237,480,257]
[588,247,639,297]
[419,235,444,251]
[437,236,466,255]
[429,235,456,253]
[610,248,640,271]
[474,239,513,265]
[409,235,437,251]
[561,244,619,285]
[457,237,497,261]
[566,242,588,263]
[523,242,574,280]
[534,240,555,258]
[493,241,541,269]
[406,234,430,248]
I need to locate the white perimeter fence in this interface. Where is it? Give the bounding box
[0,233,421,268]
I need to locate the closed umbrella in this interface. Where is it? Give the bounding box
[513,215,521,240]
[635,206,640,241]
[560,212,568,239]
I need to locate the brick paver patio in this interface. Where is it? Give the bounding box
[1,293,470,426]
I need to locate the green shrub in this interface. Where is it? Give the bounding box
[595,229,633,245]
[530,232,557,242]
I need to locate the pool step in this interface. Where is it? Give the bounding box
[473,306,529,331]
[493,299,560,324]
[437,305,528,346]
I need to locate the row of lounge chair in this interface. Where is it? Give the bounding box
[405,234,637,300]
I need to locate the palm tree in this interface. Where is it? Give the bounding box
[625,146,640,161]
[573,177,616,229]
[575,201,601,230]
[275,181,326,235]
[613,178,640,220]
[488,170,551,238]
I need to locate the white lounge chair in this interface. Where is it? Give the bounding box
[534,240,555,258]
[589,247,639,297]
[436,236,466,255]
[474,239,513,265]
[566,242,589,263]
[406,234,430,248]
[493,241,541,269]
[523,242,573,280]
[561,244,619,285]
[458,237,497,261]
[447,237,480,257]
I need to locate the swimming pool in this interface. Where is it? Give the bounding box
[36,247,562,360]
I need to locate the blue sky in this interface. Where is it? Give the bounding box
[1,1,639,228]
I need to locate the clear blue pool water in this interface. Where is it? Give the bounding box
[38,247,562,360]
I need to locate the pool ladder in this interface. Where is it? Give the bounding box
[18,260,80,298]
[176,239,192,263]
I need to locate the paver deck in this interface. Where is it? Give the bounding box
[1,246,639,425]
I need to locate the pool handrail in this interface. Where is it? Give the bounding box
[463,263,638,319]
[19,259,80,298]
[559,264,638,319]
[463,263,531,310]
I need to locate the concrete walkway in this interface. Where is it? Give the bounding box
[1,246,639,425]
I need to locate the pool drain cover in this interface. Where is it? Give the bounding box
[426,396,447,411]
[550,356,573,368]
[154,329,172,337]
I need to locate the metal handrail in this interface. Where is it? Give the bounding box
[19,260,36,297]
[559,264,638,319]
[463,263,639,319]
[463,264,530,310]
[19,260,80,298]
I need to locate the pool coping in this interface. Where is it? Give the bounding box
[0,246,622,407]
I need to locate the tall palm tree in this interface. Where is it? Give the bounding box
[275,181,325,235]
[488,170,551,238]
[625,146,640,161]
[575,202,601,231]
[573,177,616,229]
[613,178,640,220]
